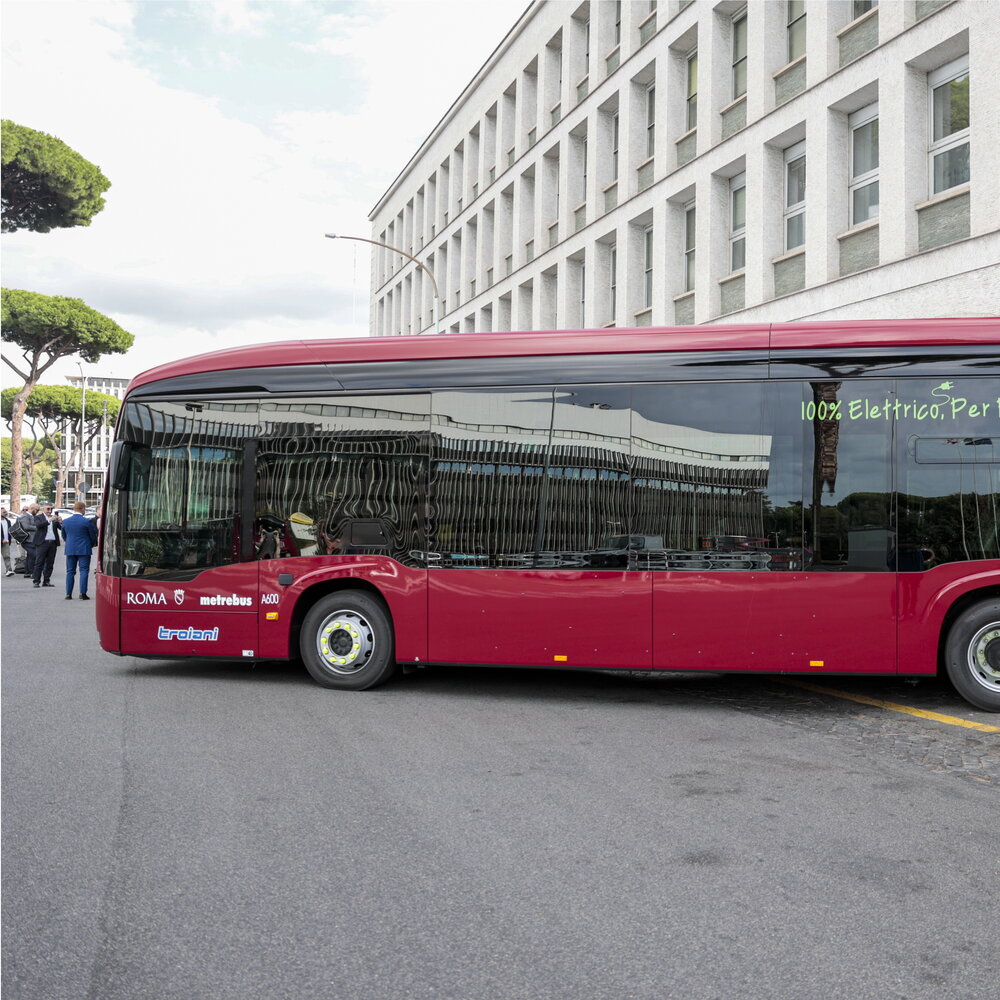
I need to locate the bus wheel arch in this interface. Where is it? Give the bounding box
[293,582,397,690]
[942,595,1000,713]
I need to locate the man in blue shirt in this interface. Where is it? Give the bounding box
[60,501,99,600]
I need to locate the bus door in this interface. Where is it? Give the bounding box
[427,386,651,669]
[894,376,1000,672]
[644,379,897,674]
[252,394,431,663]
[114,399,260,659]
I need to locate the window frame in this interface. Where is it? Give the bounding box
[730,173,746,273]
[732,8,748,100]
[645,83,656,158]
[928,56,970,197]
[783,141,806,252]
[786,0,806,64]
[609,243,618,319]
[686,49,698,131]
[848,102,879,227]
[611,111,620,181]
[643,225,654,308]
[683,201,696,293]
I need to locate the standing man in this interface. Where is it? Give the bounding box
[61,501,98,600]
[0,507,13,576]
[17,503,39,579]
[31,504,61,588]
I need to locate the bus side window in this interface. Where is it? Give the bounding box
[800,380,894,572]
[897,378,999,568]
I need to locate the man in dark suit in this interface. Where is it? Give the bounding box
[31,504,61,588]
[17,503,39,579]
[61,501,99,600]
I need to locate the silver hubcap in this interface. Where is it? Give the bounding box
[967,622,1000,693]
[315,610,375,675]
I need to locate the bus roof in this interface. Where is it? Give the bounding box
[127,317,999,394]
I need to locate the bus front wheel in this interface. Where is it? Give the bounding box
[944,599,1000,712]
[300,591,397,690]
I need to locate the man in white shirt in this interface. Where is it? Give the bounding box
[31,504,61,588]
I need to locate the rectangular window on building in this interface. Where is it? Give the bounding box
[787,0,806,63]
[784,141,806,250]
[929,57,970,196]
[612,112,620,180]
[849,103,879,225]
[684,202,696,292]
[730,173,746,271]
[853,0,877,18]
[732,9,748,99]
[614,1,622,46]
[643,226,654,308]
[609,244,618,319]
[686,50,698,131]
[646,84,656,157]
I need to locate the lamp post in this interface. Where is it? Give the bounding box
[76,362,87,503]
[325,233,441,335]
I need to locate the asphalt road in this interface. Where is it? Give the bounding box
[3,574,999,1000]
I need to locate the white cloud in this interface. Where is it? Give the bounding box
[201,0,272,35]
[1,0,527,390]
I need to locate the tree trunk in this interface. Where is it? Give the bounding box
[6,381,35,513]
[42,422,69,508]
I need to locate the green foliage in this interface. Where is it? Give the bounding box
[1,120,111,234]
[1,287,133,366]
[2,437,57,501]
[1,384,120,426]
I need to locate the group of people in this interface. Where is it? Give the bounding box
[0,502,99,599]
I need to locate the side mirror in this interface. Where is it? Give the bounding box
[109,440,133,491]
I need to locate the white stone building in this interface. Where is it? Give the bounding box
[60,374,130,502]
[368,0,999,335]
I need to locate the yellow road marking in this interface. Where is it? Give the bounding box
[778,680,1000,733]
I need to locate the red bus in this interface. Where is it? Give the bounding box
[96,319,1000,711]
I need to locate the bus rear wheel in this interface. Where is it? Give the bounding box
[300,591,397,690]
[944,599,1000,712]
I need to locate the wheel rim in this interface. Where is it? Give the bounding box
[315,609,375,675]
[966,622,1000,694]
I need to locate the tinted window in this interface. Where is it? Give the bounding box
[797,380,894,571]
[117,400,256,580]
[897,377,999,569]
[542,386,632,568]
[256,395,429,567]
[632,381,791,570]
[429,389,556,568]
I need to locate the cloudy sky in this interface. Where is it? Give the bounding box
[1,0,527,387]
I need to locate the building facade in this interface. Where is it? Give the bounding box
[369,0,999,335]
[60,374,130,502]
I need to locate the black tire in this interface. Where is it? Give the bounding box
[943,599,1000,712]
[299,590,397,690]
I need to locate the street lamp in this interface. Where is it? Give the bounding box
[76,362,87,503]
[325,232,441,335]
